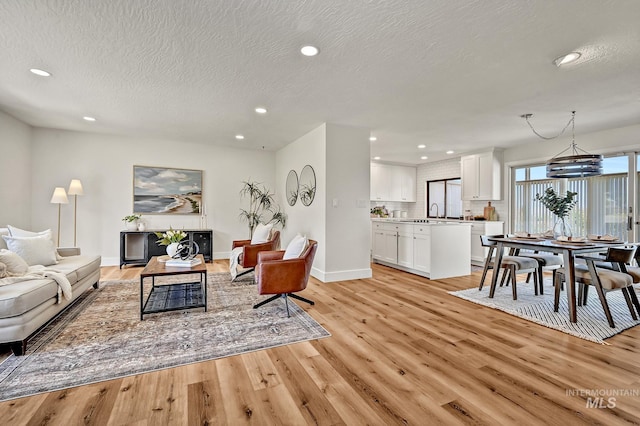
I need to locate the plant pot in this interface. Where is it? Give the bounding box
[166,242,180,258]
[125,221,138,231]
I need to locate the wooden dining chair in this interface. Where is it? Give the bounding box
[479,235,541,300]
[553,246,639,327]
[517,250,563,295]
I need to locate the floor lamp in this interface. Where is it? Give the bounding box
[68,179,84,247]
[50,187,68,246]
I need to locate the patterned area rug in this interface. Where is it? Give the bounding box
[0,273,330,402]
[450,280,640,344]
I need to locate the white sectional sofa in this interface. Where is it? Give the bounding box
[0,228,101,355]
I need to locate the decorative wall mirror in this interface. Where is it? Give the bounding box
[299,165,316,206]
[286,169,299,206]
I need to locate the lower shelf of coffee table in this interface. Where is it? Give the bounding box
[142,282,205,316]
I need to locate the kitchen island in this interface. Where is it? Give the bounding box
[371,219,472,279]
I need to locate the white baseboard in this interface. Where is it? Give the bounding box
[214,251,230,260]
[311,267,372,283]
[101,257,119,267]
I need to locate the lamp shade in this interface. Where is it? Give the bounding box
[68,179,84,196]
[50,187,69,204]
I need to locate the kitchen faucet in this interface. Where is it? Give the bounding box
[430,203,439,218]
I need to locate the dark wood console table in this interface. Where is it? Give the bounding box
[120,229,212,268]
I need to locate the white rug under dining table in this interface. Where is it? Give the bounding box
[449,280,640,344]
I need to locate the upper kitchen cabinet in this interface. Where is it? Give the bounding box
[370,163,416,202]
[461,150,503,201]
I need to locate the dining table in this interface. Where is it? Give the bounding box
[487,236,624,323]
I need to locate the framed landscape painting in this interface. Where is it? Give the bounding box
[133,166,202,214]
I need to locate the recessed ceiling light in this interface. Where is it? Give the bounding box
[421,156,428,160]
[446,150,454,154]
[235,134,245,140]
[553,51,581,67]
[417,144,426,149]
[255,107,267,114]
[369,136,377,142]
[82,116,96,122]
[30,68,51,77]
[373,156,381,160]
[300,45,319,56]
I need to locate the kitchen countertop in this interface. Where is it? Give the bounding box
[371,218,503,224]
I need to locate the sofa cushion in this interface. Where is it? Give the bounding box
[0,278,58,319]
[49,255,101,285]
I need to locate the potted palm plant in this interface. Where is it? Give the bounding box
[239,180,286,237]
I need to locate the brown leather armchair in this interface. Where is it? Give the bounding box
[253,240,318,317]
[232,231,280,279]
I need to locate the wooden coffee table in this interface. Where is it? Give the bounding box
[139,254,207,320]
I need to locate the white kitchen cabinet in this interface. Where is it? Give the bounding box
[372,229,386,260]
[470,221,504,265]
[371,222,403,264]
[371,220,471,279]
[382,230,398,263]
[461,150,502,201]
[412,225,431,273]
[371,163,391,201]
[397,227,414,268]
[370,163,416,202]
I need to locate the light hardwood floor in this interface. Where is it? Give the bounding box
[1,261,639,425]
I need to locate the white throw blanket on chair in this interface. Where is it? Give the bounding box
[229,247,244,281]
[0,265,72,303]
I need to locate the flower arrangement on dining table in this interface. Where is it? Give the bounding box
[535,187,578,238]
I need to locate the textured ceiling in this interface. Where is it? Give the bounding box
[0,0,639,164]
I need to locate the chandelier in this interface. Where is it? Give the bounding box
[521,111,603,178]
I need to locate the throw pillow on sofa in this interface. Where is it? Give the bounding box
[2,235,58,266]
[8,225,53,238]
[0,249,29,275]
[7,225,62,260]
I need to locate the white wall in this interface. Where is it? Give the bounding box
[276,123,372,282]
[29,128,276,265]
[0,111,32,229]
[325,123,371,280]
[276,124,326,273]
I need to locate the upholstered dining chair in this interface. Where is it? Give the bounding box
[479,235,541,300]
[517,250,563,295]
[553,246,640,328]
[253,240,317,317]
[232,230,280,279]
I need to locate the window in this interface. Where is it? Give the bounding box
[427,178,462,218]
[513,156,628,240]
